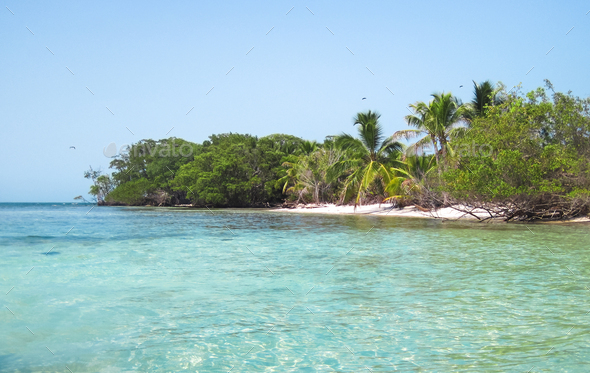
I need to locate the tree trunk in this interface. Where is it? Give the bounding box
[432,135,449,205]
[431,135,441,176]
[440,136,448,159]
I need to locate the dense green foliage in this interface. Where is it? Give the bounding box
[441,85,590,218]
[100,134,303,206]
[107,178,154,205]
[279,141,344,204]
[86,80,590,219]
[104,138,199,205]
[172,133,302,206]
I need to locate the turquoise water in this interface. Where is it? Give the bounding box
[1,203,589,372]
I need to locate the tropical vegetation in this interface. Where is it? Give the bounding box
[84,80,590,221]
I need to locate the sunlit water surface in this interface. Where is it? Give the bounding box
[1,203,589,372]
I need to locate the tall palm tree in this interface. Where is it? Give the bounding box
[329,110,404,207]
[431,92,465,157]
[395,100,441,164]
[394,93,465,164]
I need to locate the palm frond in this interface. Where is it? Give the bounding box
[352,110,383,153]
[354,161,381,207]
[392,129,424,141]
[378,136,404,158]
[448,126,470,140]
[334,134,367,155]
[405,134,433,156]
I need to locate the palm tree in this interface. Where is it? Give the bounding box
[299,140,319,155]
[329,110,404,207]
[395,100,441,164]
[280,148,343,204]
[384,154,437,202]
[394,93,465,164]
[465,80,502,121]
[431,92,465,157]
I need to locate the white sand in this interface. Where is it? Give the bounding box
[271,204,590,223]
[271,203,492,220]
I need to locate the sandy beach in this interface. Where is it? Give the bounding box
[271,203,492,220]
[271,203,590,223]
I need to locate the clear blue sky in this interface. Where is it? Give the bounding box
[1,0,589,202]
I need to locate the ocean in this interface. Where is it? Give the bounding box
[1,203,589,371]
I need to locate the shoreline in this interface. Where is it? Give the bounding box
[101,202,590,223]
[268,203,590,223]
[270,203,486,220]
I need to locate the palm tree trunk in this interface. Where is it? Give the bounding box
[431,135,441,175]
[440,136,448,158]
[435,136,450,205]
[314,182,320,204]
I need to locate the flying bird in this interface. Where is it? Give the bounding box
[362,97,366,100]
[459,85,463,88]
[70,146,76,150]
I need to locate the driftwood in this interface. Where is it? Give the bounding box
[411,186,590,222]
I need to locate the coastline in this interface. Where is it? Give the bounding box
[269,203,590,223]
[270,203,486,220]
[99,202,590,223]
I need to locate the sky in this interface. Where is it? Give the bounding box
[1,0,589,202]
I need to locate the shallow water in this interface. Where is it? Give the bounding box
[1,203,589,372]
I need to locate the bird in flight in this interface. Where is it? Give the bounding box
[362,97,366,100]
[70,146,76,150]
[459,85,463,88]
